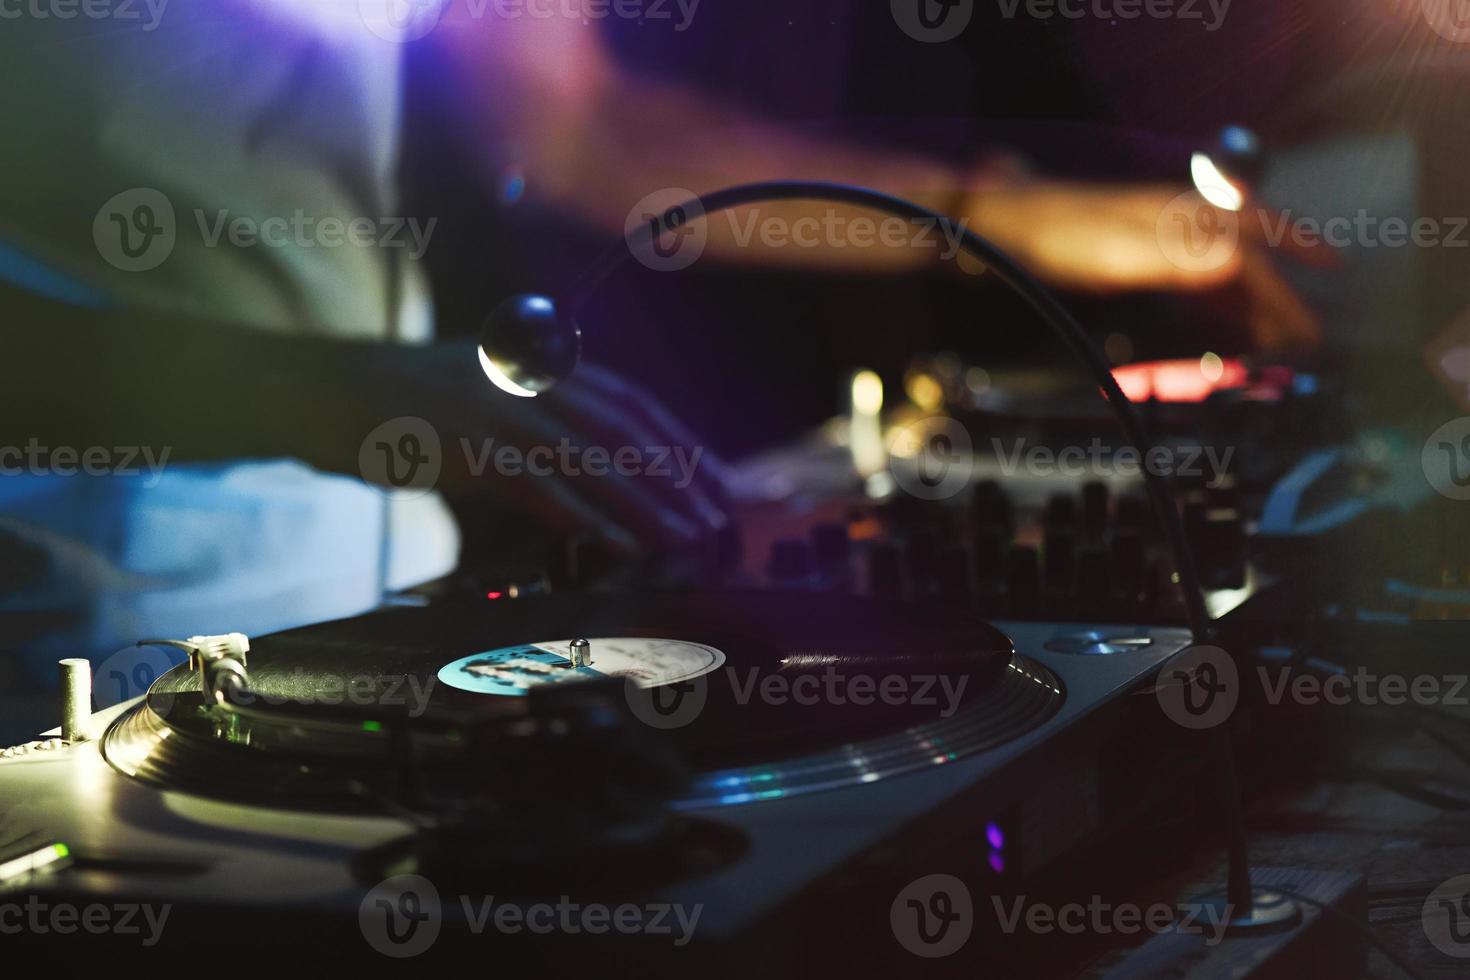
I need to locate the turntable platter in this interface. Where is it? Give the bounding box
[104,592,1063,809]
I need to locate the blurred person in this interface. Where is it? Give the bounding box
[0,0,1317,698]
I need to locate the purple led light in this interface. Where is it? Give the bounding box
[985,822,1005,850]
[988,852,1006,875]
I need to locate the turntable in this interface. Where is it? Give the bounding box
[0,587,1193,970]
[1,181,1232,971]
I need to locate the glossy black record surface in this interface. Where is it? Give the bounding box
[107,592,1063,808]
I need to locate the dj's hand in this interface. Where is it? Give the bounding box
[335,340,732,558]
[965,179,1333,352]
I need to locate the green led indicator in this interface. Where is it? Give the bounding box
[52,843,69,859]
[361,721,383,733]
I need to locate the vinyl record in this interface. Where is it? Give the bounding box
[105,592,1063,808]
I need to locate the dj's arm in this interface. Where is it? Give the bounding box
[0,286,727,552]
[433,7,972,274]
[433,7,1324,349]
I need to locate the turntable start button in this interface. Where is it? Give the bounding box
[1043,631,1154,656]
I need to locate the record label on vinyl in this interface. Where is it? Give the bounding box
[437,638,726,697]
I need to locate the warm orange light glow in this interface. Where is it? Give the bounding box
[1111,357,1249,403]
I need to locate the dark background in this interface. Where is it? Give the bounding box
[401,0,1468,458]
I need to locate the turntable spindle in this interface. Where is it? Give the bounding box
[569,638,592,668]
[59,658,91,742]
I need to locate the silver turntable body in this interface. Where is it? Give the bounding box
[0,619,1192,952]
